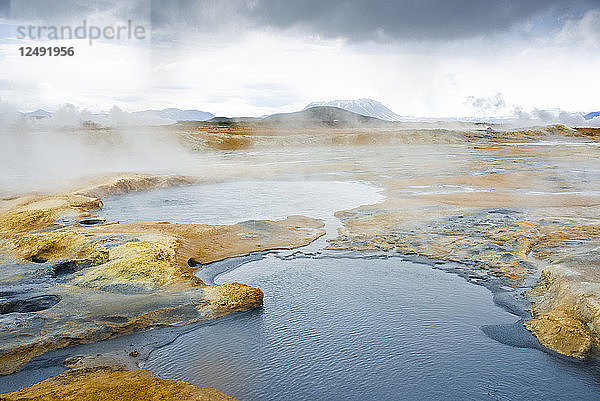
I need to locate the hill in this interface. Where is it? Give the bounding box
[264,106,391,127]
[303,98,401,121]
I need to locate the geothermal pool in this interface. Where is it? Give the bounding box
[3,180,600,399]
[99,181,600,400]
[99,180,384,227]
[145,256,600,400]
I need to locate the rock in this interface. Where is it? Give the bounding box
[0,366,236,400]
[0,295,61,314]
[204,282,264,313]
[525,307,594,358]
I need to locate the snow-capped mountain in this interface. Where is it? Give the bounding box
[25,109,53,118]
[134,108,214,121]
[303,98,401,121]
[584,111,600,120]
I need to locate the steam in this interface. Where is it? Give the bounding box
[463,93,600,127]
[506,107,600,128]
[34,104,174,128]
[0,101,175,129]
[0,98,20,125]
[0,101,196,196]
[465,93,506,116]
[2,96,599,197]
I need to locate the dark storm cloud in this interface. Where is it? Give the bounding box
[0,0,9,20]
[8,0,149,24]
[150,0,598,41]
[5,0,598,42]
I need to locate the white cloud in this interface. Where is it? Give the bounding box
[1,6,599,117]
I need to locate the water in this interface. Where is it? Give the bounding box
[137,255,600,400]
[7,180,600,399]
[99,180,385,227]
[101,181,600,400]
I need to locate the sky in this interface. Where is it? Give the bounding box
[0,0,599,117]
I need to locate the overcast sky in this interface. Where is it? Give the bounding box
[0,0,599,117]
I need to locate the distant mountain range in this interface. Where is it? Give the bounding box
[303,98,401,121]
[133,108,215,121]
[20,108,215,122]
[16,104,599,126]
